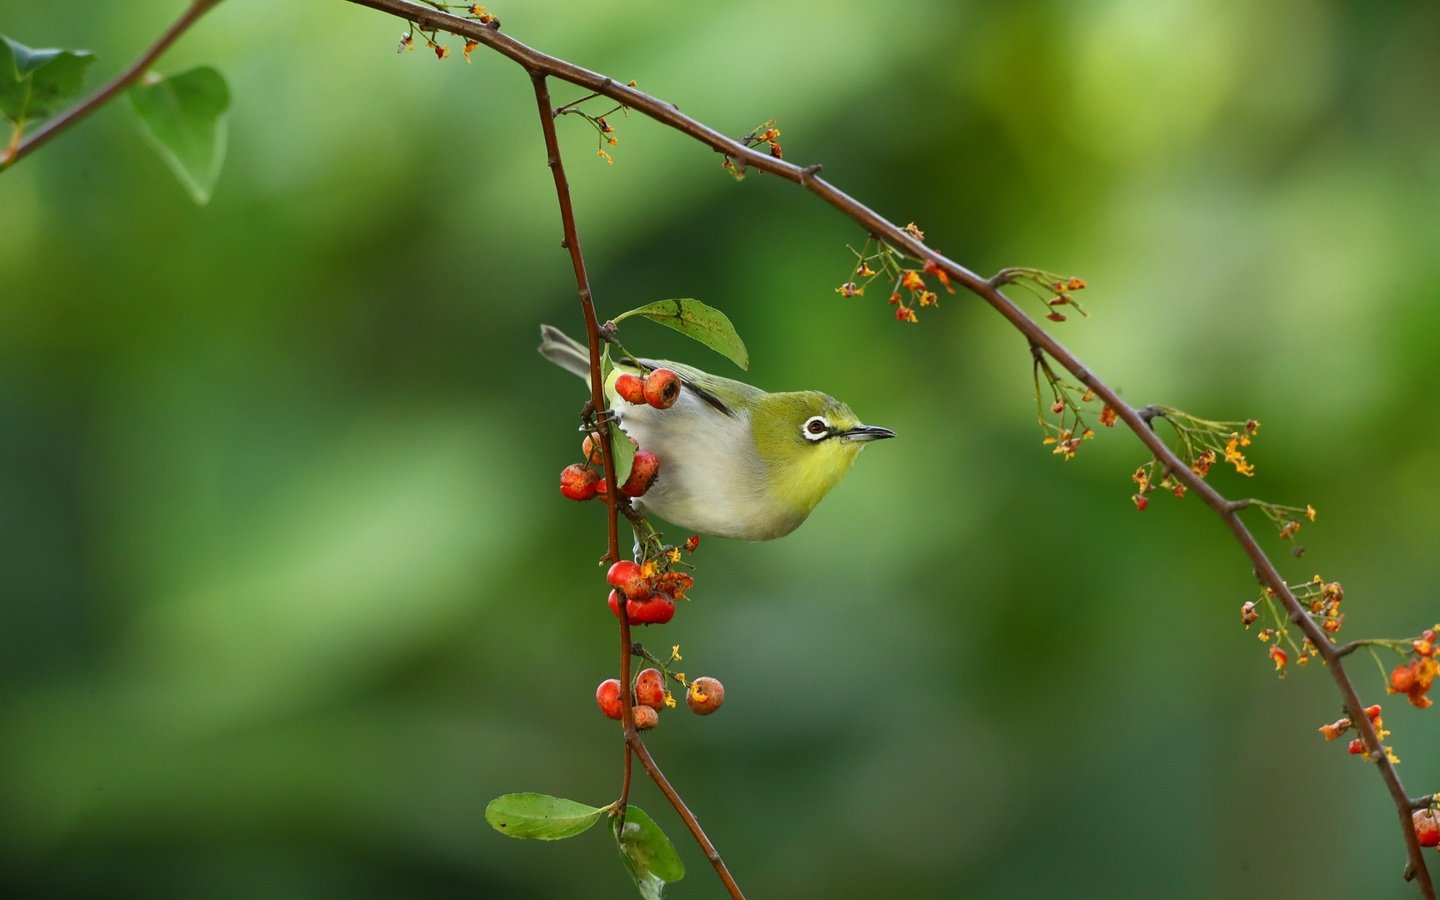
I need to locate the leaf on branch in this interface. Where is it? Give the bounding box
[0,34,95,125]
[485,793,610,840]
[614,806,684,898]
[614,298,749,371]
[126,66,230,204]
[610,420,636,487]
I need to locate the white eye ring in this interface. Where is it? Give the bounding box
[802,415,830,442]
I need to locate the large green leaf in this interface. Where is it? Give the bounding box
[0,34,95,125]
[614,298,749,371]
[614,806,684,898]
[126,66,230,204]
[485,793,610,840]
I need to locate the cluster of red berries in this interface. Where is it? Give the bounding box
[1389,628,1438,709]
[595,669,725,728]
[558,368,682,503]
[605,560,694,626]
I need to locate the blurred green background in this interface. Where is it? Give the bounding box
[4,1,1439,897]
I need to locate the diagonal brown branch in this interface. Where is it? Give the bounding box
[337,3,1434,892]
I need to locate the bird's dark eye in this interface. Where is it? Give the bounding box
[802,416,830,441]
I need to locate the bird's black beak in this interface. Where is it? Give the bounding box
[840,424,896,442]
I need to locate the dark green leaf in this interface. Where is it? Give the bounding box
[0,35,95,124]
[614,299,749,371]
[485,793,609,840]
[126,66,230,204]
[614,805,684,898]
[610,421,636,488]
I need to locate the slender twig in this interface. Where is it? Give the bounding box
[529,70,744,898]
[1,0,224,170]
[628,737,745,898]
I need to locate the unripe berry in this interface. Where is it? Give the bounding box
[632,705,659,730]
[596,678,623,720]
[606,560,651,602]
[643,368,682,409]
[626,591,676,625]
[560,463,599,501]
[1414,809,1440,848]
[635,668,666,710]
[620,450,661,497]
[615,373,646,404]
[686,676,725,715]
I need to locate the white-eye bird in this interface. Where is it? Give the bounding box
[539,324,894,540]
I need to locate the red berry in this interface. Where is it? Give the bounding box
[608,590,623,619]
[595,477,609,498]
[632,705,659,730]
[1414,809,1440,848]
[1347,738,1367,755]
[560,463,599,501]
[615,373,646,404]
[596,679,623,720]
[635,668,666,710]
[686,676,725,715]
[643,368,682,409]
[582,432,603,465]
[1364,704,1382,721]
[626,591,676,625]
[620,451,660,497]
[606,560,651,602]
[1392,664,1417,694]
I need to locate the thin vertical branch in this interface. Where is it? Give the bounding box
[2,0,224,170]
[528,70,744,899]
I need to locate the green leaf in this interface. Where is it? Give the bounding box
[614,299,749,371]
[614,806,684,898]
[0,34,95,125]
[610,421,636,488]
[485,793,609,840]
[126,66,230,204]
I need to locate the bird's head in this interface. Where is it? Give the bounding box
[750,391,894,525]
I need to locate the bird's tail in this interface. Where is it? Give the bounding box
[538,324,591,379]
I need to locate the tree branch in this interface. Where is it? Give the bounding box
[1,0,224,170]
[333,0,1433,892]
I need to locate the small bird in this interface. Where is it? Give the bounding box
[539,324,894,541]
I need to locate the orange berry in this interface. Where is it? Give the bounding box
[596,679,623,720]
[635,668,666,710]
[607,560,651,602]
[559,463,599,501]
[615,373,646,404]
[620,450,660,497]
[626,591,676,625]
[632,705,659,730]
[643,368,682,409]
[686,676,725,715]
[1364,704,1382,721]
[1414,809,1440,848]
[1392,664,1417,694]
